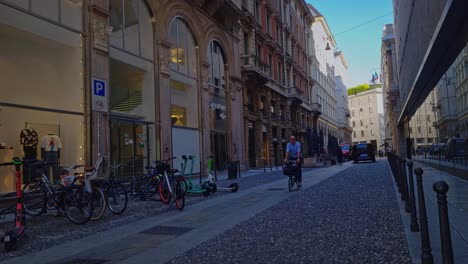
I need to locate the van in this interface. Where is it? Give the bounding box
[446,138,467,160]
[351,143,376,163]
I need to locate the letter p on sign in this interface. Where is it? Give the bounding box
[93,79,106,96]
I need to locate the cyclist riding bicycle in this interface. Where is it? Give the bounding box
[284,136,302,188]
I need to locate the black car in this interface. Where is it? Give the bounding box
[351,143,376,163]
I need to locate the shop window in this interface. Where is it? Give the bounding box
[0,12,85,187]
[31,0,59,22]
[208,41,227,132]
[3,0,28,9]
[169,18,198,130]
[169,18,197,78]
[110,0,124,48]
[109,0,154,60]
[123,0,139,55]
[61,0,83,31]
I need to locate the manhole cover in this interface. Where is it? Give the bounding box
[267,188,286,191]
[55,259,108,264]
[140,225,193,236]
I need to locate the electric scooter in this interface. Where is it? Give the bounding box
[181,155,210,196]
[1,157,26,251]
[203,156,239,194]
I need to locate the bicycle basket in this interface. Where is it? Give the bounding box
[155,163,169,174]
[282,164,297,176]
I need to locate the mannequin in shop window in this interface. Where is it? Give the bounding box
[40,133,62,183]
[20,127,39,159]
[19,127,39,183]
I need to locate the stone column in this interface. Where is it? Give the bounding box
[158,41,172,160]
[89,1,112,162]
[201,61,211,173]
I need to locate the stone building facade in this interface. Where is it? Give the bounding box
[0,0,246,185]
[348,88,385,149]
[240,0,314,168]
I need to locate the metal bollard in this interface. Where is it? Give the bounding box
[264,159,266,173]
[401,159,411,212]
[414,168,434,264]
[407,161,420,232]
[433,181,454,264]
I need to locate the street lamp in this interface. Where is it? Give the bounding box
[431,103,440,143]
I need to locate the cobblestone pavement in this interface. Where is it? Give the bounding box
[0,168,310,260]
[169,161,412,264]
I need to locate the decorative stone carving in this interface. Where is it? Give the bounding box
[202,69,210,90]
[92,18,112,52]
[159,48,171,76]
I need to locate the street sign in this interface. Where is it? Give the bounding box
[91,77,108,112]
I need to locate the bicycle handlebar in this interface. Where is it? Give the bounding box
[110,164,123,169]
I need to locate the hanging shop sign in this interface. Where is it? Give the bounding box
[209,99,226,111]
[91,77,108,112]
[209,99,227,120]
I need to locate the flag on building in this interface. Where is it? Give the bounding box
[371,70,379,84]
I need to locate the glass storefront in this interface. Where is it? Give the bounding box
[0,2,84,191]
[208,41,228,170]
[169,18,201,174]
[109,0,155,177]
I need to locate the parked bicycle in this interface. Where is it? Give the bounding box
[92,159,129,215]
[22,160,94,224]
[60,163,106,221]
[156,157,186,210]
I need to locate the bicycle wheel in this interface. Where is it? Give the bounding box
[90,187,106,221]
[288,176,295,192]
[22,183,46,216]
[178,177,188,195]
[174,182,185,210]
[107,182,128,215]
[63,185,94,224]
[157,180,171,204]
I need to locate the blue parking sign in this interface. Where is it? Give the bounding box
[93,79,106,96]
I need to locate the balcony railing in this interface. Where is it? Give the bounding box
[287,87,303,100]
[242,55,271,76]
[271,112,278,120]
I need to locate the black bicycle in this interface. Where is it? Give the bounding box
[22,160,94,224]
[283,160,300,192]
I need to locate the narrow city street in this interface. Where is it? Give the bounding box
[0,160,412,264]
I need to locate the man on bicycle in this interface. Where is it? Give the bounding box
[284,136,302,187]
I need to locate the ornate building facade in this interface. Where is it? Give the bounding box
[240,0,314,168]
[0,0,246,184]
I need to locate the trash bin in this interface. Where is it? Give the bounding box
[228,161,238,179]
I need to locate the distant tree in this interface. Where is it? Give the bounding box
[348,83,381,95]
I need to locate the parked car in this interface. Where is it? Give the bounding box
[351,143,376,163]
[446,138,467,160]
[340,144,350,160]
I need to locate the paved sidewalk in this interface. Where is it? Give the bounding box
[391,160,468,264]
[0,163,360,264]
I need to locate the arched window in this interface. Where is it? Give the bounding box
[169,18,198,128]
[169,18,197,78]
[208,41,227,132]
[109,0,154,60]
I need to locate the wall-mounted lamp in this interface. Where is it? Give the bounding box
[325,43,331,51]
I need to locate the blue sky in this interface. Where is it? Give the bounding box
[306,0,394,88]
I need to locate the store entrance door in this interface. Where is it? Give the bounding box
[210,132,227,171]
[248,122,256,168]
[111,118,149,178]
